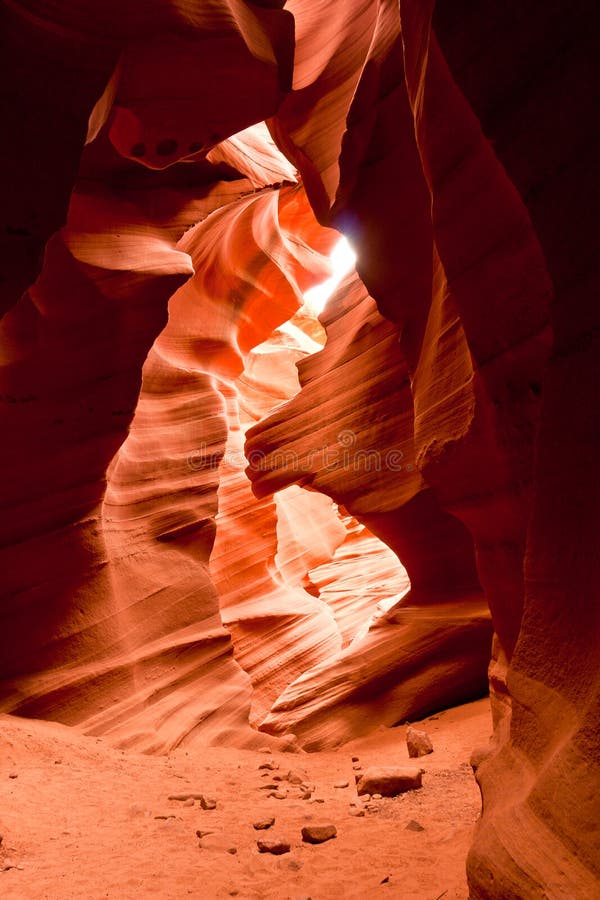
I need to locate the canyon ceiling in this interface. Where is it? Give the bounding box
[0,1,598,898]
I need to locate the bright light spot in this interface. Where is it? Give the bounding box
[303,237,356,314]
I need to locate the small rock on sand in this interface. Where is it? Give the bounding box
[301,824,337,844]
[199,796,217,810]
[406,820,425,832]
[333,780,349,789]
[199,833,237,853]
[406,726,434,758]
[257,839,291,855]
[356,767,422,797]
[253,817,275,830]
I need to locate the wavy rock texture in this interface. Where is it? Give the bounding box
[265,0,597,894]
[0,76,336,750]
[247,274,493,747]
[210,334,342,727]
[0,1,597,897]
[211,320,412,728]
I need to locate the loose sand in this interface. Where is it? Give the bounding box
[0,699,491,899]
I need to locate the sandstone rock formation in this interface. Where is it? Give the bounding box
[0,1,597,898]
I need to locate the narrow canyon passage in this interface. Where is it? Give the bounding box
[0,2,597,898]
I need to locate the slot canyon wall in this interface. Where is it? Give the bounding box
[0,1,598,898]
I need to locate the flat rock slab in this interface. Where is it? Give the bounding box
[301,824,337,844]
[356,767,422,797]
[257,839,291,855]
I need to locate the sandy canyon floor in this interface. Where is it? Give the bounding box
[0,699,491,900]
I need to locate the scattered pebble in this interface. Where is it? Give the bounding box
[257,838,291,855]
[268,791,287,800]
[351,756,360,763]
[406,820,425,832]
[301,824,337,844]
[300,791,312,800]
[333,781,349,789]
[253,817,275,830]
[8,773,18,779]
[258,762,278,771]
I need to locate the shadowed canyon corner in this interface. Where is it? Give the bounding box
[0,1,598,898]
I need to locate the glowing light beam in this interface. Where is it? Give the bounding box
[303,237,356,314]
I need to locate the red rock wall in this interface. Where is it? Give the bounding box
[0,1,597,895]
[264,0,598,894]
[247,272,492,748]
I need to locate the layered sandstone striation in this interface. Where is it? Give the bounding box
[247,274,493,748]
[0,1,597,898]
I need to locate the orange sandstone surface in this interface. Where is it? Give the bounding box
[0,2,598,898]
